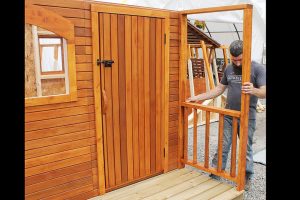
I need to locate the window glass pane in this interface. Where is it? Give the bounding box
[40,40,63,72]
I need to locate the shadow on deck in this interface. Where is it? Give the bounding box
[89,168,244,200]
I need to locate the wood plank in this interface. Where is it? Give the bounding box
[94,169,190,200]
[76,63,93,72]
[193,109,198,164]
[30,0,87,9]
[25,129,94,150]
[77,88,94,97]
[76,54,92,63]
[103,13,116,188]
[68,18,91,28]
[231,117,238,177]
[98,13,109,194]
[118,14,128,183]
[170,53,179,60]
[25,169,92,195]
[125,15,134,181]
[25,176,92,200]
[183,108,188,162]
[75,27,92,37]
[25,154,92,177]
[25,120,94,141]
[111,13,122,185]
[42,184,94,200]
[217,114,224,172]
[143,17,151,176]
[205,111,210,168]
[189,182,232,200]
[201,40,215,90]
[143,174,210,200]
[168,179,221,200]
[38,5,90,19]
[77,80,93,89]
[25,105,94,122]
[237,7,253,191]
[67,189,99,200]
[75,37,92,45]
[170,19,178,26]
[155,18,162,172]
[138,16,146,178]
[162,17,170,172]
[77,71,93,80]
[170,39,179,47]
[25,161,91,186]
[25,137,95,159]
[178,12,187,168]
[25,96,94,113]
[91,3,169,18]
[180,4,252,14]
[118,171,201,200]
[181,102,241,117]
[149,17,156,174]
[210,188,244,200]
[131,15,140,179]
[25,146,91,169]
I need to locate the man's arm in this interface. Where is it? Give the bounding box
[242,82,266,98]
[186,83,227,102]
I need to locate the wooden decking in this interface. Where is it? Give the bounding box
[89,168,244,200]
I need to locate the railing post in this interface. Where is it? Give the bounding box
[193,109,198,164]
[237,6,253,191]
[217,114,224,172]
[204,111,210,168]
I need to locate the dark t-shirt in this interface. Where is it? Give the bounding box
[220,61,266,119]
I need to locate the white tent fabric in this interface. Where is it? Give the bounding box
[95,0,266,63]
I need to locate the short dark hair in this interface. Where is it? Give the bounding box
[229,40,243,57]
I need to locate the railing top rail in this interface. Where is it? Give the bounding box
[181,102,241,118]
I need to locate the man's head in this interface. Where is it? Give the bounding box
[229,40,243,67]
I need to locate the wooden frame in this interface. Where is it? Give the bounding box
[25,4,77,107]
[179,4,253,191]
[91,3,170,195]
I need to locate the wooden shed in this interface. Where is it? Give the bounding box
[25,0,254,199]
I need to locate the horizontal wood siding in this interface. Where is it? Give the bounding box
[25,1,97,200]
[25,0,180,199]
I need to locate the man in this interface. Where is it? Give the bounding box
[186,40,266,191]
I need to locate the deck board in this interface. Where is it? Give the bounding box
[89,168,244,200]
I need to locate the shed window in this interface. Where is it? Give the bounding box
[39,37,64,74]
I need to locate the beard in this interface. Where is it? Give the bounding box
[232,62,242,68]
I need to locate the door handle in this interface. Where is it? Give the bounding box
[102,89,108,114]
[97,59,114,67]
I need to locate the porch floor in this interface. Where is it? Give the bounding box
[89,168,244,200]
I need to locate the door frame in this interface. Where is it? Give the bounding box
[91,2,170,194]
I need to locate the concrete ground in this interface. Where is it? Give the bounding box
[187,100,266,200]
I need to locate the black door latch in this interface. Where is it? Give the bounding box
[97,59,114,67]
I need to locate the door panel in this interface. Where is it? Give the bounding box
[99,12,166,190]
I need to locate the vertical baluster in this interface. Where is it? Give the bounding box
[183,107,188,163]
[193,108,198,164]
[204,111,210,168]
[217,114,224,172]
[231,117,238,177]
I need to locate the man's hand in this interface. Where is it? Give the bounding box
[241,82,254,94]
[186,96,198,102]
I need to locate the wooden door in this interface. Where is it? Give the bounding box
[92,5,169,191]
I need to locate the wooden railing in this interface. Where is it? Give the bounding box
[180,102,247,191]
